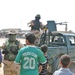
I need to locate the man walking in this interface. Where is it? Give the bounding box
[14,33,46,75]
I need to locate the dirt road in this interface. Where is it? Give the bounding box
[0,63,4,75]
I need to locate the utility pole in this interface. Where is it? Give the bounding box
[56,21,68,31]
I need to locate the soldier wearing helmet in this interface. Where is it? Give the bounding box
[35,14,41,20]
[27,14,43,45]
[2,30,24,75]
[28,14,43,31]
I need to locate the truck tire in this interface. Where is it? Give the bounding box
[53,54,64,72]
[53,57,60,71]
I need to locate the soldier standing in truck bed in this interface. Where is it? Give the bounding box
[28,14,43,31]
[2,30,24,75]
[27,14,44,45]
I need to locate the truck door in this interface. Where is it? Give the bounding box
[49,34,68,54]
[68,35,75,61]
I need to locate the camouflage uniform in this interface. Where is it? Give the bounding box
[2,30,24,75]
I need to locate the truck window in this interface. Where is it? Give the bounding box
[52,36,65,43]
[49,35,66,46]
[69,36,75,45]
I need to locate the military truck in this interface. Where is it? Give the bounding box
[38,21,75,74]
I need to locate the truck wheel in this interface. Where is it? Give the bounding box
[53,57,60,72]
[53,54,64,71]
[69,61,75,74]
[50,54,64,74]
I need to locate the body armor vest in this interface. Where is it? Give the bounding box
[4,40,19,61]
[31,20,41,31]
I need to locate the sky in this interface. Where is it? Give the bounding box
[0,0,75,32]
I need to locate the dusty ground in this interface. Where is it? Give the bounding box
[0,62,75,75]
[0,63,4,75]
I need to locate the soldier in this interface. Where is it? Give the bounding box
[28,14,43,31]
[27,14,44,45]
[2,30,24,75]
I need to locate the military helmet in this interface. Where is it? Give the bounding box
[8,30,17,35]
[35,14,41,19]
